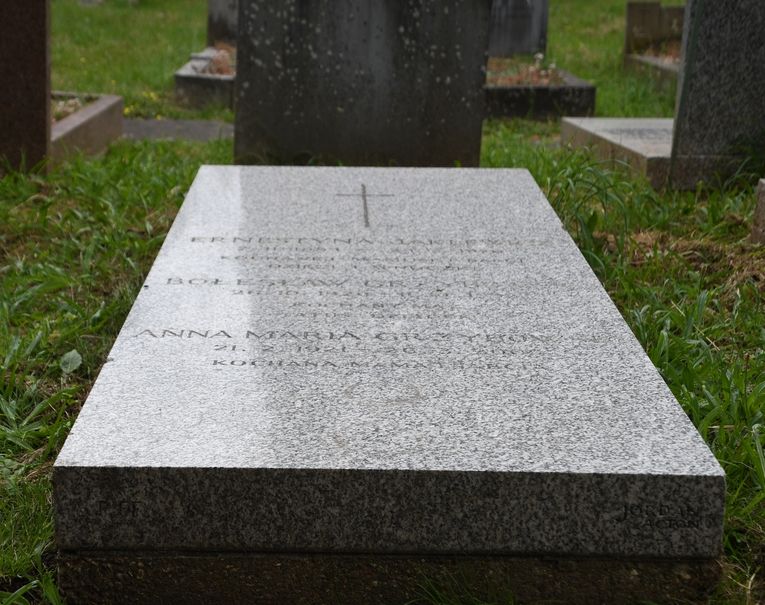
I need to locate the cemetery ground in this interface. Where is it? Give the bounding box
[1,0,763,603]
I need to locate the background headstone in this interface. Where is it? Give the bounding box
[488,0,548,57]
[563,0,765,189]
[0,0,51,172]
[671,0,765,174]
[208,0,238,46]
[624,1,684,54]
[234,0,491,167]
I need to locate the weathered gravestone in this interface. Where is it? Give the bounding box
[624,1,684,55]
[623,1,684,86]
[234,0,491,167]
[488,0,548,57]
[55,166,724,604]
[0,0,50,172]
[562,0,765,189]
[208,0,238,46]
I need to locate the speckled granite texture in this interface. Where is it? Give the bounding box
[488,0,548,57]
[54,167,724,577]
[233,1,490,166]
[564,1,765,190]
[560,117,742,190]
[672,0,765,162]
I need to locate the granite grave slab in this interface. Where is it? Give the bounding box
[561,118,674,189]
[0,0,50,172]
[672,0,765,174]
[488,0,548,57]
[50,92,124,164]
[54,166,724,603]
[233,0,490,166]
[563,0,765,190]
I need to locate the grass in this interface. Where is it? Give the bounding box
[52,0,232,121]
[1,0,763,603]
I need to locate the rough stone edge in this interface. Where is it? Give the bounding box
[560,117,666,188]
[560,118,749,190]
[50,93,123,163]
[53,465,724,558]
[57,551,722,605]
[174,49,235,109]
[484,69,596,119]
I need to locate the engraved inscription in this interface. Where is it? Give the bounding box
[137,235,568,372]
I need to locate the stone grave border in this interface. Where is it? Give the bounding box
[174,48,235,110]
[51,92,124,163]
[484,68,595,120]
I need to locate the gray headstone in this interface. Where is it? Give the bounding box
[624,1,684,54]
[55,166,724,601]
[488,0,548,57]
[207,0,238,46]
[234,0,491,167]
[672,0,765,166]
[0,0,50,172]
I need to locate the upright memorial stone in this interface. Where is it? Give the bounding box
[207,0,238,46]
[562,0,765,189]
[670,0,765,182]
[0,1,50,172]
[55,166,724,604]
[488,0,548,57]
[234,0,491,167]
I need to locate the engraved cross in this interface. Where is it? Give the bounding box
[335,184,394,228]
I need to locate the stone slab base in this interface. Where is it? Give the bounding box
[561,117,744,190]
[50,92,123,163]
[175,48,235,109]
[484,70,595,120]
[58,551,720,605]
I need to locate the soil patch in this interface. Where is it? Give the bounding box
[203,42,236,75]
[486,56,565,87]
[641,39,682,65]
[51,93,96,123]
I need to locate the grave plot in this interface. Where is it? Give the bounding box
[484,55,595,120]
[54,165,724,604]
[174,0,237,109]
[175,45,235,109]
[485,0,595,119]
[623,1,684,88]
[0,2,122,173]
[233,0,490,166]
[563,0,765,189]
[51,92,123,163]
[174,0,594,121]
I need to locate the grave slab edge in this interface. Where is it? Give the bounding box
[53,465,725,558]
